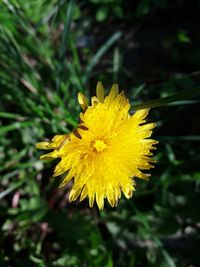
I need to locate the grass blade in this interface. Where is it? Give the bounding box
[131,87,200,110]
[84,31,122,81]
[0,180,24,200]
[0,121,33,135]
[0,112,26,120]
[56,0,75,90]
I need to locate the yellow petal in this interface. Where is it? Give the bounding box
[80,186,88,201]
[110,83,119,97]
[133,108,149,121]
[40,151,59,160]
[107,83,119,102]
[89,194,95,208]
[59,173,73,188]
[96,81,104,102]
[136,123,156,132]
[78,92,88,111]
[96,193,104,209]
[69,187,82,202]
[123,186,134,199]
[91,96,99,106]
[36,142,50,150]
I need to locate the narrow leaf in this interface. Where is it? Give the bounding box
[131,87,200,110]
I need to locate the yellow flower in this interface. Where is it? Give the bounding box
[36,82,158,209]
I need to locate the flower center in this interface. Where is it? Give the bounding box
[93,139,107,152]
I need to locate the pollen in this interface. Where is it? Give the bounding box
[93,139,107,152]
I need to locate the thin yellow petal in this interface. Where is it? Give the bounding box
[59,174,73,188]
[40,151,59,161]
[80,186,88,201]
[91,96,99,106]
[96,193,104,209]
[78,92,88,111]
[106,83,119,103]
[36,142,50,150]
[110,83,119,96]
[89,194,95,208]
[69,187,82,202]
[96,81,104,102]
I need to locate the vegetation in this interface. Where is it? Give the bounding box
[0,0,200,266]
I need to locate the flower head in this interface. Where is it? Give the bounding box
[36,82,158,209]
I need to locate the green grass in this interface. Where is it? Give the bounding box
[0,1,200,267]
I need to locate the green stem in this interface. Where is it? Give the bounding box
[130,87,200,110]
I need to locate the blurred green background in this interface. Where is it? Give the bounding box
[0,0,200,266]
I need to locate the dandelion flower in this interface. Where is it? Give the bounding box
[36,82,158,209]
